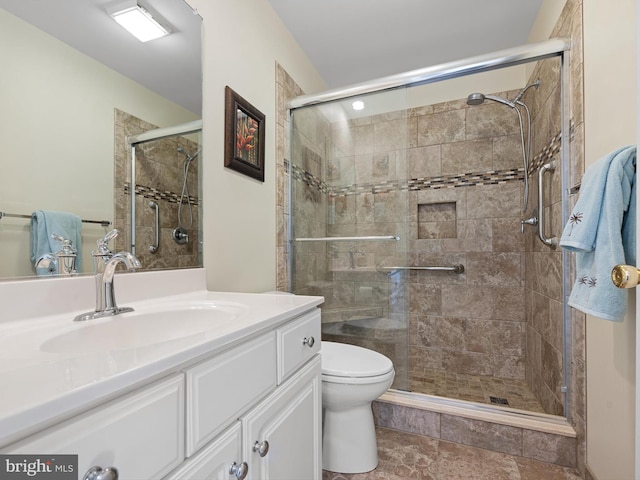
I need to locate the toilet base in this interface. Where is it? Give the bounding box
[322,403,378,473]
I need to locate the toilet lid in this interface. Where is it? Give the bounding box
[321,341,394,378]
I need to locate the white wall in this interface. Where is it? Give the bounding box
[0,8,198,277]
[583,1,637,478]
[186,0,326,292]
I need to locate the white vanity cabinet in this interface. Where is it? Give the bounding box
[170,308,322,480]
[2,303,322,480]
[6,374,185,480]
[241,357,321,480]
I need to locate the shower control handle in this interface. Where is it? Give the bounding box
[520,217,538,234]
[612,264,640,289]
[253,440,269,457]
[302,336,315,347]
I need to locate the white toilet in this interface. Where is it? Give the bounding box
[321,341,395,474]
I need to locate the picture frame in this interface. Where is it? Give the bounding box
[224,86,265,182]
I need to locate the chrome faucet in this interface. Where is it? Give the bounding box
[74,251,141,322]
[35,253,58,274]
[348,247,364,269]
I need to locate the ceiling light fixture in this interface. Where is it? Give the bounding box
[107,0,171,42]
[352,100,365,111]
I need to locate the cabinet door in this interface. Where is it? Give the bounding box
[186,331,277,455]
[7,375,184,480]
[242,356,321,480]
[164,422,244,480]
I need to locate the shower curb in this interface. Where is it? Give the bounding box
[373,391,577,468]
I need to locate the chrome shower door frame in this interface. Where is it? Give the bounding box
[126,120,202,256]
[287,37,572,420]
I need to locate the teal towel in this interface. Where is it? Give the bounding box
[559,145,636,321]
[30,210,83,275]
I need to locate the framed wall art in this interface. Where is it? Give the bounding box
[224,86,265,181]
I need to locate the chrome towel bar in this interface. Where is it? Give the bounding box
[379,264,465,274]
[0,211,111,227]
[295,235,400,242]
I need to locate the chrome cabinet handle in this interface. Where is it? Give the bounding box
[83,466,119,480]
[229,461,249,480]
[612,264,640,288]
[302,336,315,347]
[538,161,557,249]
[149,200,159,253]
[253,440,270,457]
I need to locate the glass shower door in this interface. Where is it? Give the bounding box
[289,89,411,391]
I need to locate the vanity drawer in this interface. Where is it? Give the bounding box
[6,374,185,480]
[185,331,276,455]
[277,308,321,383]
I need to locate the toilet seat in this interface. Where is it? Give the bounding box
[321,341,394,384]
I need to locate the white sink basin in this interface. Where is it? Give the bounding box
[40,302,245,354]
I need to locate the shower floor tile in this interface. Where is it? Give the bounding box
[322,427,582,480]
[408,370,546,413]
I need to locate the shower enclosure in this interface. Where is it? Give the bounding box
[288,39,570,418]
[113,110,203,270]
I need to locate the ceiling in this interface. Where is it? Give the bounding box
[0,0,202,114]
[267,0,544,88]
[0,0,544,114]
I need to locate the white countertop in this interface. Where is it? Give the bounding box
[0,269,323,448]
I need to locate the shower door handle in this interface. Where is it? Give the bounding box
[537,161,557,249]
[149,201,159,253]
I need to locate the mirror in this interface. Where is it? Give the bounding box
[0,0,202,280]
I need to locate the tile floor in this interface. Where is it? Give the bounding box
[323,324,549,414]
[322,427,582,480]
[408,370,546,413]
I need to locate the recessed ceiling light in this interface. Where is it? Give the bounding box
[107,0,171,42]
[352,100,365,111]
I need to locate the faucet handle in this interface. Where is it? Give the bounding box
[95,229,119,255]
[99,229,119,246]
[50,234,76,255]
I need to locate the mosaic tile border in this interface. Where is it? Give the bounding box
[291,131,563,197]
[123,183,200,206]
[528,131,562,174]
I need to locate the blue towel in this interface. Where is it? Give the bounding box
[559,145,636,321]
[30,210,83,275]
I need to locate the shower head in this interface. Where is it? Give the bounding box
[466,92,515,108]
[466,92,486,106]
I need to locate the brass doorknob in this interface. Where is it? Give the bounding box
[611,264,640,288]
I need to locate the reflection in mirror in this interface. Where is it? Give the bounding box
[113,113,202,271]
[0,0,202,280]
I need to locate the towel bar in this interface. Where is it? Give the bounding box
[379,265,465,274]
[0,211,111,227]
[295,235,400,242]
